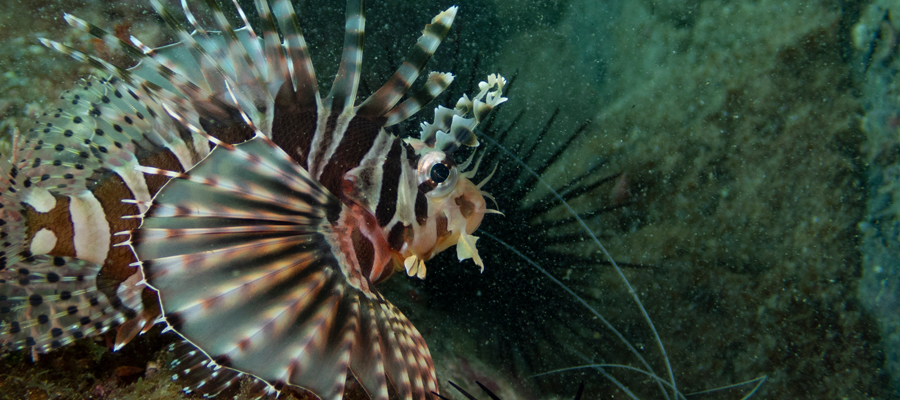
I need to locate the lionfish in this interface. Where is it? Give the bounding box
[0,0,506,399]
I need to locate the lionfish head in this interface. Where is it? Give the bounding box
[397,74,507,278]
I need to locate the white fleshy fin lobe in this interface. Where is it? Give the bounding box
[114,317,146,352]
[404,255,427,279]
[456,231,484,272]
[114,272,150,351]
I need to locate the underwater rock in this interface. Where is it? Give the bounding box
[855,0,900,394]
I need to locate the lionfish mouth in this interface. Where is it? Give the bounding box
[0,1,506,399]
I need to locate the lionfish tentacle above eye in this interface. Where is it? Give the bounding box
[416,74,508,154]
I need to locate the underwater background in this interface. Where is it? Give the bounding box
[0,0,898,399]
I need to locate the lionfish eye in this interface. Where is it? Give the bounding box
[417,151,458,197]
[430,163,450,183]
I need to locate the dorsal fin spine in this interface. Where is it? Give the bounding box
[327,0,365,113]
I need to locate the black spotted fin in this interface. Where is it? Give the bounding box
[0,255,131,355]
[0,73,211,356]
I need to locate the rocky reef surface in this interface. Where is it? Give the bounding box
[482,0,893,398]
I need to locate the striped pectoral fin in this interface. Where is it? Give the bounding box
[367,296,437,400]
[0,255,135,354]
[130,134,435,400]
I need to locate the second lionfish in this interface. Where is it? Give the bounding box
[0,1,507,399]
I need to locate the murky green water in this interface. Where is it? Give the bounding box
[1,0,898,399]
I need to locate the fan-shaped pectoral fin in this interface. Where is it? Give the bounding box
[130,134,435,400]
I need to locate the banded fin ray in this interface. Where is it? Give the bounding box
[59,13,216,113]
[328,0,365,113]
[134,0,270,138]
[248,0,295,102]
[271,0,319,109]
[167,340,273,398]
[130,134,435,400]
[101,0,315,143]
[384,71,454,126]
[357,6,457,118]
[60,0,462,158]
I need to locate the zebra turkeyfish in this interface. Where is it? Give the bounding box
[0,1,506,399]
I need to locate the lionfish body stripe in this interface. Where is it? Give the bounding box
[0,1,507,399]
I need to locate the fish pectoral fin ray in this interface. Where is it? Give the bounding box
[131,135,436,400]
[166,340,273,398]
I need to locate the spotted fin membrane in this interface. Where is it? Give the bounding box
[0,73,205,357]
[0,255,122,354]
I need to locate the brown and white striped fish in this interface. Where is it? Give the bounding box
[0,1,506,399]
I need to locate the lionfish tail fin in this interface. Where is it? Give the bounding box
[0,256,137,354]
[358,6,457,118]
[0,71,206,353]
[419,74,507,154]
[131,134,435,399]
